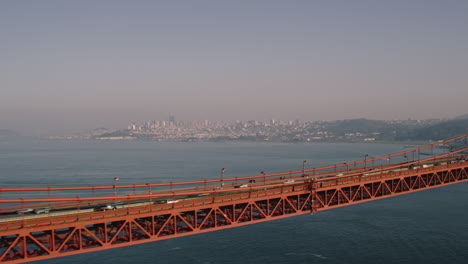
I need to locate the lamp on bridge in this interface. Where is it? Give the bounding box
[113,177,119,196]
[364,154,369,169]
[302,160,307,176]
[221,168,226,187]
[146,183,152,204]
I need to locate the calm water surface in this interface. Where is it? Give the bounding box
[1,138,467,264]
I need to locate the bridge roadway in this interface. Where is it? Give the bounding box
[0,135,467,263]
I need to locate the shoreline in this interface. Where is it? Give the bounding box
[40,136,431,145]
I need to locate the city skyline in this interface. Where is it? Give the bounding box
[44,114,459,141]
[1,1,468,135]
[3,111,465,137]
[42,114,454,143]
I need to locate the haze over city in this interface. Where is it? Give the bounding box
[1,0,467,135]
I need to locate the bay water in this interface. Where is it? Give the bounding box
[1,137,467,264]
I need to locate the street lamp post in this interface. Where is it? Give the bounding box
[302,160,307,176]
[146,183,152,204]
[221,168,226,187]
[261,171,266,184]
[364,154,369,169]
[113,177,119,197]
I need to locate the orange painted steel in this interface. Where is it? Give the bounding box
[0,135,467,263]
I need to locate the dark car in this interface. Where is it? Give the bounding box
[110,201,124,208]
[94,204,116,211]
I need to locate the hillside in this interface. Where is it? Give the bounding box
[0,129,19,137]
[401,118,468,141]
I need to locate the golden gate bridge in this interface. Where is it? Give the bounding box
[0,134,467,263]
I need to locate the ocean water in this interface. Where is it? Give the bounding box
[1,137,467,264]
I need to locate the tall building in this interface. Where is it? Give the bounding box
[169,113,176,124]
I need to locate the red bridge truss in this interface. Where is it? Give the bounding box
[0,134,467,263]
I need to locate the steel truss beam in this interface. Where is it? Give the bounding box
[314,166,468,210]
[0,192,315,263]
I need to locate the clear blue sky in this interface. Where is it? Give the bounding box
[1,0,467,135]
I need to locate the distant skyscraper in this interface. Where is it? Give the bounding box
[169,113,176,123]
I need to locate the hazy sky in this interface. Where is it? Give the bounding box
[1,0,467,135]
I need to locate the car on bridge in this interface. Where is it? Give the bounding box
[110,201,124,208]
[153,199,180,204]
[34,207,50,214]
[16,208,34,214]
[94,204,117,211]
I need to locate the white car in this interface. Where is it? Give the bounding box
[34,207,50,214]
[16,208,34,214]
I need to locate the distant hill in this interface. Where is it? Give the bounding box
[322,118,422,141]
[398,118,468,141]
[454,113,468,120]
[0,129,19,137]
[94,130,132,138]
[321,118,466,142]
[326,119,389,134]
